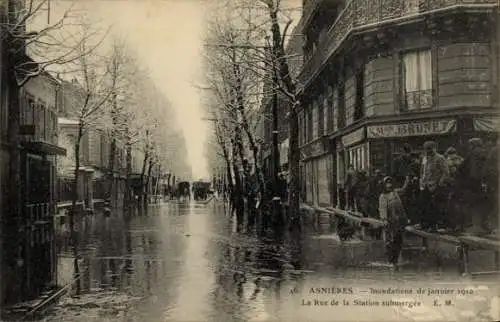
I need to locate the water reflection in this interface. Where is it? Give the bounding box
[52,202,499,322]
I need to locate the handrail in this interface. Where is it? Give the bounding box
[302,203,499,250]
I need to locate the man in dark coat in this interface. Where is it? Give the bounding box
[481,137,498,232]
[456,138,488,233]
[344,165,358,211]
[393,143,419,225]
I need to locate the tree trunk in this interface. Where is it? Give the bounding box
[144,158,154,209]
[266,2,300,225]
[70,123,84,296]
[231,57,266,201]
[231,137,245,228]
[288,106,300,225]
[108,138,116,202]
[4,65,22,304]
[139,147,149,212]
[124,141,133,218]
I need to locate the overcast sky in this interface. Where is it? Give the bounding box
[40,0,301,180]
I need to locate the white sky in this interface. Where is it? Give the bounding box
[83,0,209,179]
[42,0,301,180]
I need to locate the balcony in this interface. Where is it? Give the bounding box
[20,104,66,156]
[299,0,498,87]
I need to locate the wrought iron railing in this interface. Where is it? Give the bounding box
[299,0,498,85]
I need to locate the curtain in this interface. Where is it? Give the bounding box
[403,52,419,93]
[419,50,432,91]
[404,50,432,110]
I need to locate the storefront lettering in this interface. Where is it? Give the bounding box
[303,140,325,158]
[367,119,457,138]
[342,127,365,147]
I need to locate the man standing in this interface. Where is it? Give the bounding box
[393,143,419,224]
[344,165,358,211]
[456,138,489,234]
[419,141,449,231]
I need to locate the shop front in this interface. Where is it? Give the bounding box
[300,138,335,207]
[336,127,368,207]
[363,116,496,175]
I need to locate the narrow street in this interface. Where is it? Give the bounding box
[41,202,500,322]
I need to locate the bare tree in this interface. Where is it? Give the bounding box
[0,0,113,300]
[103,37,138,206]
[204,0,303,224]
[58,22,114,295]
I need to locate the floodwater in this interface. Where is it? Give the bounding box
[43,201,500,322]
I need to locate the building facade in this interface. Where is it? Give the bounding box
[57,79,127,205]
[298,0,499,207]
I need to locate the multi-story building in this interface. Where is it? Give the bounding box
[298,0,499,207]
[57,79,127,205]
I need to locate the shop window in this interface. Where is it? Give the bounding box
[400,49,433,111]
[347,144,367,171]
[24,96,35,126]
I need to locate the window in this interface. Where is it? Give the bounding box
[354,66,365,121]
[347,144,367,171]
[332,88,339,132]
[311,101,318,140]
[326,88,333,132]
[401,49,433,110]
[307,107,313,143]
[322,94,328,135]
[318,95,324,137]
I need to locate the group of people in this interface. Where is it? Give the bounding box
[342,137,498,267]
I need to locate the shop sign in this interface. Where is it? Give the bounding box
[366,119,457,138]
[473,117,499,132]
[302,139,324,158]
[341,127,365,147]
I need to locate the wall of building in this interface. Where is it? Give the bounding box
[364,55,394,117]
[22,74,59,145]
[438,42,492,109]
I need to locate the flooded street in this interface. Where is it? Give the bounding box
[43,202,500,322]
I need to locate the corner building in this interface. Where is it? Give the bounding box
[298,0,499,207]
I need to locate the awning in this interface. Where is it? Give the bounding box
[473,117,499,132]
[22,141,67,156]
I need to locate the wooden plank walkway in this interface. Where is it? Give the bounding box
[301,203,500,275]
